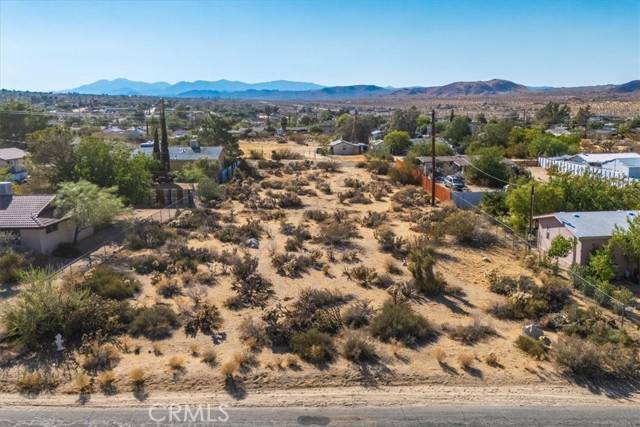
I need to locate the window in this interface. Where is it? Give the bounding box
[45,223,58,234]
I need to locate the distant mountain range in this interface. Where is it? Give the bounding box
[63,78,640,100]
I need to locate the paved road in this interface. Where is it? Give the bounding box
[1,405,639,426]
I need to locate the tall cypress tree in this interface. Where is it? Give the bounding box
[160,99,170,171]
[153,127,160,161]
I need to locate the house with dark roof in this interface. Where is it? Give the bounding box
[0,183,93,254]
[135,141,224,169]
[534,210,640,276]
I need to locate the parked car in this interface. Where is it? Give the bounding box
[443,175,465,191]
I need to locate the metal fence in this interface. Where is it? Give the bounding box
[48,197,188,281]
[454,195,638,325]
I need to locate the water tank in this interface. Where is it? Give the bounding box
[0,182,13,196]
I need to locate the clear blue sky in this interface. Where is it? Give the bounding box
[1,0,638,91]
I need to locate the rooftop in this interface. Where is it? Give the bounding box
[0,148,26,161]
[534,210,640,238]
[136,145,223,161]
[568,153,640,164]
[0,194,62,229]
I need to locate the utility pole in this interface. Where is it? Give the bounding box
[528,183,535,239]
[431,109,436,207]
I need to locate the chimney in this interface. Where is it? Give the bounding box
[190,139,200,152]
[0,182,13,196]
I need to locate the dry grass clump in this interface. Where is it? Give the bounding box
[271,250,323,278]
[226,269,274,309]
[189,342,200,357]
[315,220,359,246]
[220,359,240,379]
[433,348,447,364]
[303,209,329,222]
[152,343,163,356]
[485,352,500,367]
[342,300,374,328]
[385,259,403,275]
[80,342,122,372]
[447,319,497,345]
[316,160,339,172]
[279,354,300,369]
[128,368,145,388]
[97,371,117,394]
[374,226,407,257]
[74,372,93,394]
[168,355,186,371]
[342,334,377,363]
[17,370,58,394]
[157,279,182,298]
[344,265,394,289]
[458,353,475,369]
[201,349,218,366]
[184,303,223,337]
[362,211,387,229]
[238,316,270,350]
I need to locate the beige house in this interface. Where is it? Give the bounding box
[0,148,25,168]
[0,183,93,255]
[535,210,640,276]
[329,139,367,155]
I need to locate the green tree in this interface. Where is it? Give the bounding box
[505,181,564,232]
[280,116,288,131]
[548,235,574,271]
[471,119,513,150]
[74,139,153,205]
[383,130,412,155]
[573,105,591,128]
[407,141,453,158]
[416,114,431,135]
[197,176,221,204]
[0,101,49,142]
[336,113,378,144]
[199,114,241,165]
[535,102,570,128]
[610,216,640,283]
[153,127,160,161]
[588,246,616,283]
[26,126,77,184]
[54,180,124,245]
[389,107,419,135]
[465,147,510,188]
[444,116,472,148]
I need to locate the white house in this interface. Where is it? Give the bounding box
[329,139,367,155]
[0,148,26,169]
[0,183,93,254]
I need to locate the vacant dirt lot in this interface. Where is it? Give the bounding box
[0,143,637,404]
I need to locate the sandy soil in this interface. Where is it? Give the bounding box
[1,142,638,405]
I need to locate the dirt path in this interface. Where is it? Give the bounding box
[1,383,638,409]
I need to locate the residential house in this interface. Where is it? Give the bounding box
[0,182,93,254]
[136,140,224,169]
[0,148,25,169]
[535,210,639,276]
[329,139,368,155]
[0,148,28,182]
[539,152,640,181]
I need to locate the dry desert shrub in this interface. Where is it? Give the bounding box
[97,370,117,394]
[128,368,145,388]
[485,352,500,367]
[220,359,240,379]
[17,370,58,394]
[434,348,447,364]
[168,355,186,371]
[458,353,475,369]
[280,354,300,370]
[238,316,270,350]
[362,211,387,229]
[342,334,377,363]
[201,349,218,366]
[189,342,200,357]
[184,303,223,337]
[152,343,163,356]
[342,299,374,328]
[447,318,497,345]
[385,259,403,275]
[80,342,121,372]
[74,372,92,394]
